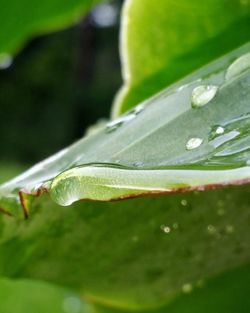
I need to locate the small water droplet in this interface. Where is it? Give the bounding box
[182,283,193,293]
[161,225,171,233]
[63,296,82,313]
[217,208,225,216]
[132,236,139,242]
[225,224,235,234]
[225,52,250,81]
[215,126,224,135]
[0,53,13,70]
[173,222,179,229]
[130,103,145,115]
[181,199,188,206]
[207,224,217,235]
[186,137,203,150]
[106,113,135,133]
[191,85,218,108]
[133,161,144,167]
[197,279,205,288]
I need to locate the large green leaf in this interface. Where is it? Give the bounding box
[0,0,100,57]
[0,185,249,309]
[112,0,250,115]
[0,42,250,214]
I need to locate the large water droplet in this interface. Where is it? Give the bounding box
[191,85,218,108]
[225,52,250,81]
[186,137,203,150]
[0,53,13,70]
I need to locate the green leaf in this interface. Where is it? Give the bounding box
[112,0,250,116]
[0,0,100,57]
[0,43,250,213]
[0,185,249,309]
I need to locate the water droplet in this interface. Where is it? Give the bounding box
[207,224,217,235]
[106,113,135,133]
[225,52,250,81]
[225,225,235,234]
[215,126,224,135]
[130,103,145,115]
[132,236,139,242]
[197,279,205,288]
[161,225,171,233]
[182,283,193,293]
[217,208,225,216]
[173,222,179,229]
[0,53,13,70]
[133,161,144,167]
[186,138,203,150]
[181,199,188,206]
[191,85,218,108]
[63,296,82,313]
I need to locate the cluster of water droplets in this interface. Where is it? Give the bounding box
[184,51,250,167]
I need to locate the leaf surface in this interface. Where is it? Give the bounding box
[0,43,250,213]
[113,0,250,115]
[0,185,249,309]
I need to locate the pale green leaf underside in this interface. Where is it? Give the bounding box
[113,0,250,115]
[0,0,100,55]
[0,43,250,214]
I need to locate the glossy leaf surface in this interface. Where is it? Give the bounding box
[0,43,250,213]
[113,0,250,115]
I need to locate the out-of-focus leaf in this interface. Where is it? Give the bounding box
[0,278,91,313]
[112,0,250,115]
[0,0,100,57]
[95,265,250,312]
[0,185,249,309]
[0,43,250,213]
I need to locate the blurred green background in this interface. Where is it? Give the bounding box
[0,0,122,166]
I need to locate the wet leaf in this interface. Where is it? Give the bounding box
[0,43,250,213]
[0,185,249,309]
[113,0,250,115]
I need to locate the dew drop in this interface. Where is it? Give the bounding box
[225,52,250,81]
[133,161,144,167]
[0,53,13,70]
[63,296,82,313]
[161,225,171,233]
[225,224,235,234]
[217,208,225,216]
[207,224,217,235]
[215,126,224,135]
[191,85,218,108]
[182,283,193,294]
[173,223,179,229]
[130,103,145,115]
[181,199,188,206]
[186,137,203,150]
[132,236,139,242]
[106,113,135,133]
